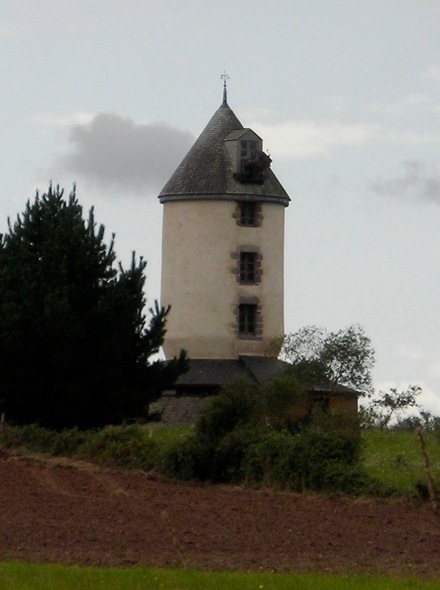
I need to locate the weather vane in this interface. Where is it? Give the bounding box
[221,70,229,105]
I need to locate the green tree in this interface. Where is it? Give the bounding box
[0,184,186,429]
[359,385,422,429]
[281,324,375,395]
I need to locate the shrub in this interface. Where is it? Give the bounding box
[160,431,213,480]
[212,425,260,482]
[195,378,259,442]
[165,376,366,493]
[297,428,358,490]
[0,423,87,456]
[319,463,377,494]
[77,424,158,470]
[244,429,303,490]
[0,423,161,471]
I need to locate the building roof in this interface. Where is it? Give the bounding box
[158,101,290,205]
[173,357,358,396]
[173,356,289,388]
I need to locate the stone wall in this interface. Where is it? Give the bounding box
[149,396,212,426]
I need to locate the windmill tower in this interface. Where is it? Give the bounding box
[158,80,290,393]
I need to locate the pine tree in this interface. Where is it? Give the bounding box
[0,184,186,429]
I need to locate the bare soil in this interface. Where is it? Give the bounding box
[0,450,439,577]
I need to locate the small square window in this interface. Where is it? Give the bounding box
[239,252,257,283]
[239,304,256,335]
[239,202,257,226]
[240,140,259,171]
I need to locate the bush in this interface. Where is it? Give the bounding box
[161,376,367,493]
[0,423,161,471]
[212,426,260,482]
[255,426,362,492]
[319,463,377,494]
[296,428,357,490]
[77,424,158,470]
[0,423,87,456]
[244,429,303,490]
[0,423,53,451]
[160,431,213,480]
[195,378,259,442]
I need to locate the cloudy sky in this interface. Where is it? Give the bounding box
[2,0,440,412]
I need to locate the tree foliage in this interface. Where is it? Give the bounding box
[0,184,186,429]
[281,324,375,395]
[359,385,422,429]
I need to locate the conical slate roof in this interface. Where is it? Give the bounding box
[159,101,290,204]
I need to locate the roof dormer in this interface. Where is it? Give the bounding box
[224,128,271,184]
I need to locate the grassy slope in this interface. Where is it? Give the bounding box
[362,429,440,494]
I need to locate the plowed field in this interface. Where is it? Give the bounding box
[0,451,439,577]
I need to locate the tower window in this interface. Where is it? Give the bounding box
[240,202,257,226]
[238,304,256,335]
[234,201,262,227]
[235,297,262,340]
[231,247,262,284]
[239,252,257,283]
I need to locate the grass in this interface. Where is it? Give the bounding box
[361,429,440,494]
[0,562,438,590]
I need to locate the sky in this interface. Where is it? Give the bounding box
[1,0,440,413]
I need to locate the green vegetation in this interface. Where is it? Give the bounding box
[362,429,440,494]
[360,386,423,429]
[281,324,375,395]
[0,373,367,494]
[282,325,426,434]
[162,421,366,492]
[0,562,437,590]
[159,376,368,493]
[0,184,186,429]
[0,422,190,471]
[2,420,440,497]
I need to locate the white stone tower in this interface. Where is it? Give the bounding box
[159,86,290,364]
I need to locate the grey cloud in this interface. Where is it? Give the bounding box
[372,160,440,203]
[56,113,194,194]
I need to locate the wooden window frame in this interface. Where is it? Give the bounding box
[234,201,262,227]
[240,201,257,226]
[238,303,257,336]
[231,247,262,285]
[235,297,263,340]
[239,251,257,283]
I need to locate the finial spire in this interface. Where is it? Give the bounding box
[221,70,229,106]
